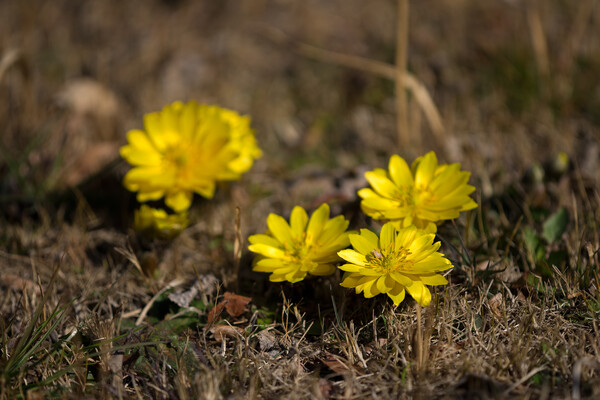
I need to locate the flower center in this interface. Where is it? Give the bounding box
[414,184,435,205]
[282,233,318,271]
[163,140,205,181]
[365,246,414,273]
[394,185,415,206]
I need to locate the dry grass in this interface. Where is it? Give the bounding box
[1,0,600,398]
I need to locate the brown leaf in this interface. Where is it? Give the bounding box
[223,292,252,317]
[207,301,227,325]
[210,324,244,342]
[488,292,503,319]
[363,338,388,356]
[0,273,40,294]
[320,351,362,374]
[207,292,252,325]
[61,141,119,187]
[318,378,333,399]
[257,330,279,352]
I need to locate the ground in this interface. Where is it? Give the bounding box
[1,0,600,399]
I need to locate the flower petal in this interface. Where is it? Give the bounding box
[376,275,395,294]
[418,274,449,285]
[365,171,400,198]
[284,269,307,283]
[248,234,282,249]
[165,190,193,212]
[290,206,308,237]
[252,258,283,272]
[337,249,367,266]
[362,277,381,298]
[306,204,330,242]
[267,214,294,246]
[311,263,336,276]
[388,155,413,188]
[349,232,377,255]
[406,280,432,307]
[338,263,363,272]
[318,215,350,245]
[248,244,286,259]
[389,272,414,287]
[379,223,396,249]
[387,285,406,306]
[414,151,437,189]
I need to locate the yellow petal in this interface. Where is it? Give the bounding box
[253,258,283,272]
[248,234,281,248]
[136,190,164,202]
[359,229,380,246]
[318,215,349,245]
[387,285,406,306]
[311,264,336,276]
[395,227,418,250]
[357,188,378,199]
[248,244,286,259]
[418,274,449,285]
[408,234,437,257]
[361,198,409,219]
[414,151,437,189]
[406,280,432,306]
[379,223,396,249]
[362,277,381,298]
[179,101,198,139]
[349,233,377,255]
[338,263,362,272]
[340,273,363,288]
[388,155,413,188]
[365,171,400,198]
[306,203,330,241]
[165,190,193,212]
[267,214,294,246]
[193,181,216,199]
[161,102,182,134]
[143,112,169,151]
[413,255,453,273]
[290,206,308,236]
[390,272,413,287]
[376,275,395,294]
[337,249,367,266]
[284,269,307,283]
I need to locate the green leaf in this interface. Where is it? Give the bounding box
[542,208,568,243]
[523,226,540,255]
[526,273,545,292]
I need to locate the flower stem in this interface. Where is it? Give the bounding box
[415,302,423,370]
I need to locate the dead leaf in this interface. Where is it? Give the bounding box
[223,292,252,317]
[257,330,279,352]
[207,301,227,325]
[60,141,119,186]
[318,378,333,399]
[476,259,522,283]
[488,292,503,319]
[56,78,120,136]
[207,291,252,324]
[168,275,218,308]
[210,324,244,342]
[0,273,40,294]
[363,338,387,356]
[320,351,362,374]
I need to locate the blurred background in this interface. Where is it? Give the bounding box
[1,0,599,233]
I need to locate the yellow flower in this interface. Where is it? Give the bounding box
[121,101,262,212]
[134,205,189,239]
[358,151,477,232]
[248,204,351,283]
[338,222,452,306]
